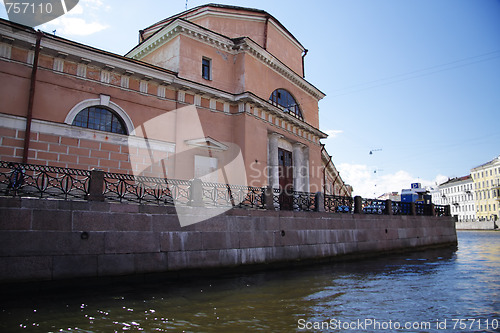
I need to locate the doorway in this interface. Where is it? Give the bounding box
[278,148,293,210]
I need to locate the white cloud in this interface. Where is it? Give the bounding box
[67,4,84,15]
[324,129,343,139]
[40,0,109,36]
[53,17,107,35]
[338,163,447,198]
[80,0,111,12]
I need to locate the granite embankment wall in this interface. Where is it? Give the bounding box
[456,221,498,230]
[0,197,457,283]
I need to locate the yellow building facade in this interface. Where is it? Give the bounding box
[471,155,500,221]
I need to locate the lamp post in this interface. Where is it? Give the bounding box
[369,148,382,197]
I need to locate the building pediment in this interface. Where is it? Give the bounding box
[185,137,229,151]
[125,19,325,101]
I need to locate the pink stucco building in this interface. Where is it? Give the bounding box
[0,4,350,197]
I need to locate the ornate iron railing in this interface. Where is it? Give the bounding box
[416,203,432,216]
[0,161,90,200]
[434,204,449,217]
[325,194,353,213]
[200,182,265,209]
[0,161,451,217]
[392,201,412,215]
[293,191,316,211]
[361,198,387,215]
[273,187,281,210]
[103,172,190,205]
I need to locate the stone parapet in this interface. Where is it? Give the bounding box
[0,197,457,283]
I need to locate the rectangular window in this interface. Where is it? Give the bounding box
[194,155,218,183]
[202,57,211,80]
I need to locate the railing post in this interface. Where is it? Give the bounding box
[354,196,363,214]
[315,192,325,212]
[264,185,274,210]
[410,202,417,216]
[385,199,393,215]
[429,203,436,216]
[189,178,204,207]
[87,168,104,201]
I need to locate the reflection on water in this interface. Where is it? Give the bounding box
[0,231,499,332]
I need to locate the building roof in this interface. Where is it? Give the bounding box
[439,175,472,187]
[140,3,305,50]
[471,155,500,171]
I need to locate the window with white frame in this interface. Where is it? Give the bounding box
[202,57,211,80]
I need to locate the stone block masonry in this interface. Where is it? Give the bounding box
[0,120,173,177]
[0,197,457,283]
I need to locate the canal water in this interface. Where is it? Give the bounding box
[0,231,499,332]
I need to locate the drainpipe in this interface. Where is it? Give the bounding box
[301,49,308,78]
[332,172,340,195]
[321,144,333,195]
[22,31,43,164]
[263,15,269,50]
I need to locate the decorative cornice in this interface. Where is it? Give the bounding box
[241,38,325,100]
[185,137,229,151]
[234,92,327,139]
[126,19,325,101]
[126,19,234,60]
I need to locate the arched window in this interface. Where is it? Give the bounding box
[269,89,303,120]
[72,106,127,134]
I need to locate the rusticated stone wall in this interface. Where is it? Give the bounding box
[0,197,457,283]
[455,221,497,230]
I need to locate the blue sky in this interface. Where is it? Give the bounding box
[2,0,499,197]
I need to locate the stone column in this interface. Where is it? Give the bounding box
[87,168,104,201]
[264,185,274,210]
[302,146,310,192]
[268,133,283,189]
[189,178,204,207]
[292,142,306,192]
[385,199,393,215]
[315,192,325,212]
[354,196,363,214]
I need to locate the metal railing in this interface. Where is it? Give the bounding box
[103,172,190,206]
[392,201,412,215]
[0,161,451,216]
[200,182,265,209]
[0,161,90,200]
[293,191,316,211]
[325,194,353,213]
[361,198,387,215]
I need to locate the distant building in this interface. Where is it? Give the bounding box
[438,175,475,222]
[428,186,441,206]
[401,183,431,204]
[322,146,351,196]
[378,192,400,201]
[471,155,500,222]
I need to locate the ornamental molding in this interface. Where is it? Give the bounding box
[185,137,229,151]
[0,112,175,153]
[126,19,325,100]
[64,96,136,136]
[240,38,324,100]
[234,92,327,140]
[126,19,234,60]
[185,8,304,52]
